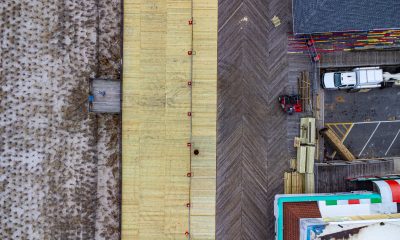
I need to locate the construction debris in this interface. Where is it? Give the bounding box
[271,15,281,27]
[320,128,356,161]
[298,71,311,111]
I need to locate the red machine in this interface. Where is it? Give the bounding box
[306,39,320,62]
[278,95,302,114]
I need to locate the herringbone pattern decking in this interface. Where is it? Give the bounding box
[217,0,292,239]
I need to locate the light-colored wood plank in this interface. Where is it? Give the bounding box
[190,0,217,239]
[122,1,190,239]
[122,0,217,239]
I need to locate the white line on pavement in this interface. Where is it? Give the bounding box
[354,120,400,125]
[385,128,400,156]
[359,122,381,157]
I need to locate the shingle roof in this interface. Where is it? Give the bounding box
[293,0,400,35]
[283,202,321,240]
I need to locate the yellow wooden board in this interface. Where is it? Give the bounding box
[122,0,217,239]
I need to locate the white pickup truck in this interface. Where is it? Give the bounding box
[322,66,400,91]
[321,67,384,90]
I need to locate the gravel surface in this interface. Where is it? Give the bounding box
[0,0,121,239]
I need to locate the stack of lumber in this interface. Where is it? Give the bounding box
[286,118,316,194]
[284,171,304,194]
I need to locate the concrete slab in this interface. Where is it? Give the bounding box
[324,121,400,159]
[343,123,378,157]
[386,130,400,157]
[360,122,400,158]
[324,87,400,123]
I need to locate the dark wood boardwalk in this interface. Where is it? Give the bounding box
[217,1,400,238]
[320,50,400,68]
[217,0,292,238]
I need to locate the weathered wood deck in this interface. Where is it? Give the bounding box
[217,1,400,239]
[315,159,395,193]
[320,50,400,68]
[217,0,292,238]
[89,79,121,113]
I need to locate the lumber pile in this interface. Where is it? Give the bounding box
[285,118,317,194]
[284,171,304,194]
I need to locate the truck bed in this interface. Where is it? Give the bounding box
[356,67,383,85]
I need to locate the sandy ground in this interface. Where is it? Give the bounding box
[0,0,121,239]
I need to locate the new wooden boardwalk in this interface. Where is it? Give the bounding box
[122,1,400,239]
[122,0,217,239]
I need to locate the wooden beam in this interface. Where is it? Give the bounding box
[320,128,356,161]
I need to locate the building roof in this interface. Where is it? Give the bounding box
[283,202,321,240]
[293,0,400,34]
